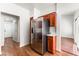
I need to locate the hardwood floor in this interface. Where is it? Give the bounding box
[1,37,29,56]
[0,37,78,56]
[61,37,79,56]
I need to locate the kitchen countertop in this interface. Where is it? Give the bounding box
[46,33,56,36]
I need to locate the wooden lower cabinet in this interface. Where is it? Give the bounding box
[48,36,56,54]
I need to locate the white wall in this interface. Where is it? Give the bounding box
[34,3,56,19]
[61,15,74,38]
[56,4,61,52]
[16,3,34,17]
[0,3,30,54]
[12,19,19,42]
[34,8,41,19]
[4,21,14,37]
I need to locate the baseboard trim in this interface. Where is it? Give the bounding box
[61,37,74,39]
[62,49,78,56]
[20,44,30,48]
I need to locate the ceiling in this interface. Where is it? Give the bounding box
[15,3,55,10]
[57,3,79,15]
[15,3,34,10]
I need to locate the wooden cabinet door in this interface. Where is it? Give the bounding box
[48,36,53,52]
[50,12,56,27]
[48,36,56,54]
[52,36,56,53]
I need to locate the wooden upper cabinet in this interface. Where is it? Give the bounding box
[50,12,56,27]
[42,12,56,27]
[43,14,49,20]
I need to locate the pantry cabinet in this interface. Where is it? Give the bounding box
[48,36,56,54]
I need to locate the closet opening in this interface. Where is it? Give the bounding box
[1,12,20,48]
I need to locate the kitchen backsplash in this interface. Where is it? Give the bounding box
[49,27,55,34]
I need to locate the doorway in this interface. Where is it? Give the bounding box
[60,14,78,55]
[1,12,20,46]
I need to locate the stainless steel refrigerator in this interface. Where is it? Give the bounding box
[31,17,49,55]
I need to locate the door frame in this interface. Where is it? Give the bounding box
[1,12,20,46]
[74,16,79,48]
